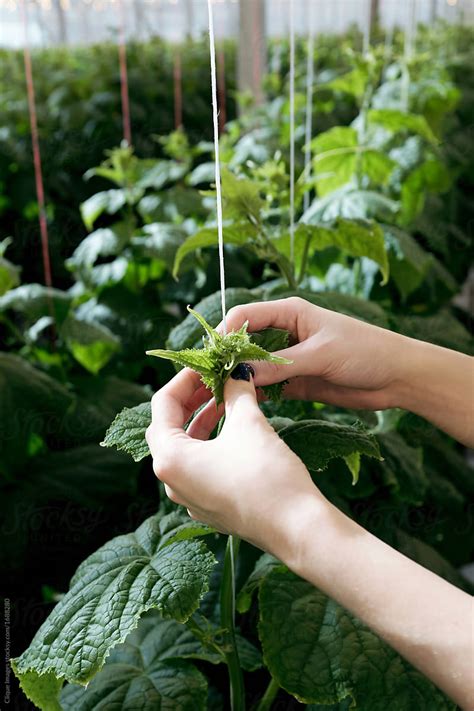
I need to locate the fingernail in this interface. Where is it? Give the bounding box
[231,363,255,381]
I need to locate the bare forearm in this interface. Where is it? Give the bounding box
[394,337,474,446]
[278,497,473,709]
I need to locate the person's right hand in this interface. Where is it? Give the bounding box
[221,297,410,411]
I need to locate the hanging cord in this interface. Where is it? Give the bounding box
[207,0,226,333]
[303,3,315,215]
[289,0,296,266]
[117,0,132,145]
[19,0,53,291]
[402,0,416,112]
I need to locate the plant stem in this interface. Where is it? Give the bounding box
[255,676,280,711]
[221,534,245,711]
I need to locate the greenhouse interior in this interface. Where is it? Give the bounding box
[1,0,473,709]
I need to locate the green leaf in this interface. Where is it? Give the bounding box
[220,168,266,222]
[326,67,369,100]
[136,159,188,190]
[188,161,216,186]
[303,186,399,223]
[0,353,74,474]
[148,307,291,405]
[131,223,188,272]
[273,419,382,483]
[383,225,456,298]
[12,513,217,707]
[259,567,455,709]
[368,109,438,144]
[376,432,428,505]
[0,255,20,296]
[101,401,152,462]
[66,226,129,273]
[236,553,280,614]
[401,160,451,224]
[80,190,128,230]
[61,314,120,374]
[394,311,473,355]
[10,667,63,711]
[173,223,257,278]
[0,283,72,323]
[275,219,389,284]
[60,612,209,711]
[27,445,138,508]
[312,127,358,196]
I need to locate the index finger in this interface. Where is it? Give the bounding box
[216,298,302,336]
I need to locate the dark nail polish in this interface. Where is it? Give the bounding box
[231,363,255,382]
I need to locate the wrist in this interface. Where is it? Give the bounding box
[269,490,334,575]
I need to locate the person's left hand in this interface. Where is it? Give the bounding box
[145,365,324,558]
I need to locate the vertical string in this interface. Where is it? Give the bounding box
[207,0,226,334]
[174,50,183,129]
[19,0,53,290]
[303,1,315,214]
[118,0,132,145]
[289,0,295,265]
[217,6,227,134]
[402,0,416,111]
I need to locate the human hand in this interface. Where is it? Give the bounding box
[221,296,409,411]
[145,365,324,558]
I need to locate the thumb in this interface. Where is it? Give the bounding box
[223,363,262,422]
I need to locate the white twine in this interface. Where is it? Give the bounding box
[303,3,315,215]
[289,0,295,265]
[207,0,227,334]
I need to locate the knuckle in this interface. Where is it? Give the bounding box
[226,305,245,326]
[287,295,304,309]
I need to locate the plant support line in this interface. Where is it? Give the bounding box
[117,0,132,145]
[303,2,315,214]
[208,0,227,334]
[19,0,53,291]
[289,0,296,265]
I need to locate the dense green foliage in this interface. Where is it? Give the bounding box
[2,21,473,711]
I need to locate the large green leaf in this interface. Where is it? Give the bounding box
[60,612,209,711]
[259,567,455,709]
[367,109,438,144]
[12,513,217,709]
[275,219,389,283]
[101,401,152,462]
[173,223,258,278]
[273,419,382,484]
